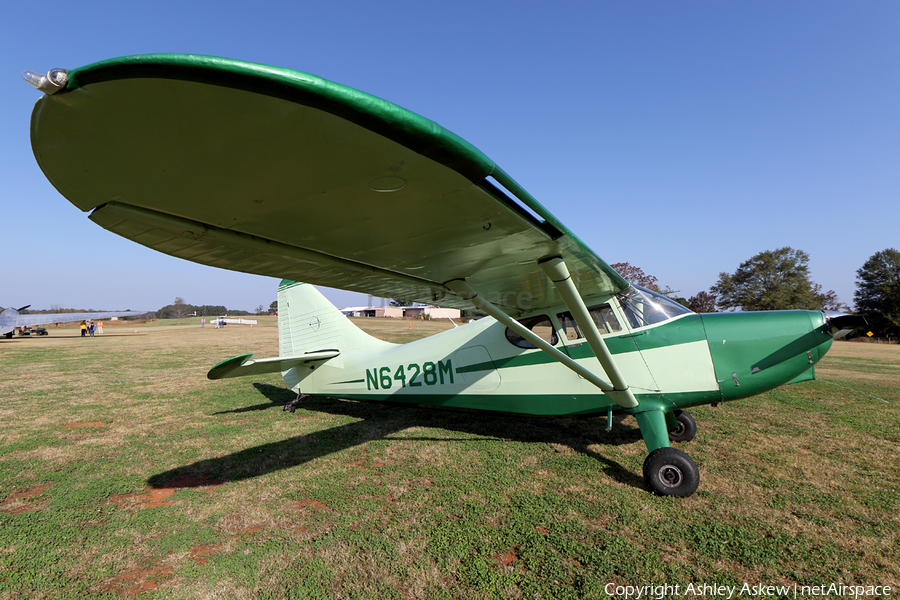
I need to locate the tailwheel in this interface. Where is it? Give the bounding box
[283,393,308,413]
[643,447,699,497]
[668,410,697,443]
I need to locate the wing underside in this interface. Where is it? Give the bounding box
[31,54,627,314]
[4,310,141,329]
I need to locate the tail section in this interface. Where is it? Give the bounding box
[277,280,390,358]
[207,282,389,382]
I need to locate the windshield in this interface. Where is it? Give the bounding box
[618,285,693,328]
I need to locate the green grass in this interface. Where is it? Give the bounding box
[1,326,898,598]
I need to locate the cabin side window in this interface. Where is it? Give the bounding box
[556,304,622,341]
[505,315,558,349]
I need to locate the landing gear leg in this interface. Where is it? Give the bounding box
[284,393,307,413]
[667,410,697,443]
[634,408,700,497]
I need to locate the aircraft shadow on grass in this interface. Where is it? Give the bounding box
[147,383,645,491]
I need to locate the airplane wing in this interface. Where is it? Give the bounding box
[29,54,628,315]
[207,350,340,380]
[1,309,143,336]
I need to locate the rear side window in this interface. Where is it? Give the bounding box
[556,304,622,340]
[505,315,558,349]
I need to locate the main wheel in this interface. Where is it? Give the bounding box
[668,410,697,443]
[643,447,699,497]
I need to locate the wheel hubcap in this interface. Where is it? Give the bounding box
[657,465,684,488]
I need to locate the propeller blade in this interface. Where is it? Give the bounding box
[823,311,867,340]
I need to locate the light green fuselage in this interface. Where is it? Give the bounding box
[279,283,833,418]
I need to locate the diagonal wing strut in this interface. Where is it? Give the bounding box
[538,257,638,408]
[445,273,638,409]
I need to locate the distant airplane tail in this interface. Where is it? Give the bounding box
[277,280,389,357]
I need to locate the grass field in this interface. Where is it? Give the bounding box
[1,318,898,599]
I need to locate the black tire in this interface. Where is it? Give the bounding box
[668,410,697,443]
[643,447,700,497]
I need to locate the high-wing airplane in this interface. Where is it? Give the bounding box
[1,305,142,338]
[25,55,863,497]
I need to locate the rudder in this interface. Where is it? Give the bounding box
[277,281,390,359]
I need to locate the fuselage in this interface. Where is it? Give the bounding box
[286,287,834,417]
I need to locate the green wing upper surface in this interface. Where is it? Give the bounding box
[31,54,627,315]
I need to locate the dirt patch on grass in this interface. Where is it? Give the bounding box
[0,483,52,513]
[63,421,107,429]
[294,498,332,511]
[98,519,271,597]
[100,561,175,597]
[493,547,520,566]
[110,474,224,510]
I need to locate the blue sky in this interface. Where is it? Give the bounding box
[3,1,897,312]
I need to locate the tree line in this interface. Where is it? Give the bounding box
[615,247,900,338]
[20,299,269,322]
[156,298,254,320]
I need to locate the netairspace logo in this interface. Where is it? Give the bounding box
[604,582,892,599]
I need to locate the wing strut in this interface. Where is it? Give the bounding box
[445,278,637,409]
[538,256,638,409]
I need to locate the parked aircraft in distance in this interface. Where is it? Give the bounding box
[1,305,143,338]
[26,55,864,496]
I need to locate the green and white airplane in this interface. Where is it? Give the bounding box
[26,55,861,497]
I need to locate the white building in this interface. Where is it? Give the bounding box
[340,305,461,319]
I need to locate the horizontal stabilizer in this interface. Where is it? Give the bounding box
[207,350,339,380]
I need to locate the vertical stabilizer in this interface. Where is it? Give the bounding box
[277,281,391,361]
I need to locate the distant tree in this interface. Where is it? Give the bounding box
[197,305,228,317]
[671,296,690,308]
[611,262,659,291]
[688,291,718,313]
[390,298,416,307]
[854,248,900,336]
[812,284,851,313]
[269,301,278,314]
[157,302,249,319]
[711,247,845,311]
[171,297,190,324]
[610,262,674,294]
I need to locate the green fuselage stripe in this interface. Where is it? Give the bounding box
[324,389,722,417]
[456,314,707,374]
